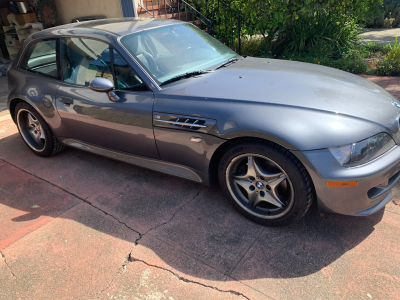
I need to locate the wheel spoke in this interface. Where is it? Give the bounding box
[261,192,284,208]
[28,127,42,143]
[27,113,38,127]
[34,132,41,142]
[234,179,259,206]
[39,131,45,141]
[266,175,287,207]
[248,189,258,206]
[234,179,253,191]
[253,158,283,181]
[234,156,257,181]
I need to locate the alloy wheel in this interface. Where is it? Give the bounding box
[226,154,294,219]
[17,109,46,152]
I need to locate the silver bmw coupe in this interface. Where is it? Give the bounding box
[7,18,400,226]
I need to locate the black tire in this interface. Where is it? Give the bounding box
[218,139,313,227]
[14,102,65,157]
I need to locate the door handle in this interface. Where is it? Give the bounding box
[59,97,73,106]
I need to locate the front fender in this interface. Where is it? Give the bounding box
[208,103,386,151]
[154,93,384,151]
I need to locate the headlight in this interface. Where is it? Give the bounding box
[329,133,396,168]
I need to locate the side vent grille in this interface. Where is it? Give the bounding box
[153,113,216,133]
[167,118,206,130]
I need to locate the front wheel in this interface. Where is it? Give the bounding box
[218,140,314,227]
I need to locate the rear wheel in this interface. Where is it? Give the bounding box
[15,102,64,157]
[218,140,313,226]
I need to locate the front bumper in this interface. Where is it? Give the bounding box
[298,145,400,216]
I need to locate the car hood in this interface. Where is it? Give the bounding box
[162,57,400,140]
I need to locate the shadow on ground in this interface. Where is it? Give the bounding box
[0,130,385,282]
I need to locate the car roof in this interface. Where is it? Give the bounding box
[43,18,183,37]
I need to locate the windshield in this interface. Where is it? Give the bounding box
[120,24,239,85]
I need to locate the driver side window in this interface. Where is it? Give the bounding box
[61,37,113,86]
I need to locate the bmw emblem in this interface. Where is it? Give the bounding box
[392,101,400,108]
[256,182,264,189]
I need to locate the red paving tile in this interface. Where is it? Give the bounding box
[1,203,139,300]
[0,161,80,250]
[362,75,400,99]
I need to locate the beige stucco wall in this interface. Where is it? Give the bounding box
[55,0,123,24]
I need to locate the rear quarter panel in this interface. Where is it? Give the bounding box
[8,68,71,137]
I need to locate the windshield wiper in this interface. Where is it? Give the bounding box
[211,57,243,71]
[160,70,212,86]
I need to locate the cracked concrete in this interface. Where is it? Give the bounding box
[134,188,203,246]
[98,248,134,298]
[1,250,17,281]
[99,245,255,300]
[101,260,251,300]
[126,257,251,300]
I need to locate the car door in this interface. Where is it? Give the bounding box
[55,37,159,159]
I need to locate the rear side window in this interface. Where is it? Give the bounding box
[19,39,58,78]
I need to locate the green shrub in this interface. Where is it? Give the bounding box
[363,0,400,28]
[386,37,400,59]
[341,42,392,61]
[363,42,392,55]
[279,9,362,59]
[331,58,369,74]
[236,36,270,57]
[362,3,385,27]
[189,0,382,55]
[282,53,368,74]
[376,59,400,75]
[376,37,400,75]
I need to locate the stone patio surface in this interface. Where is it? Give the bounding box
[1,76,400,300]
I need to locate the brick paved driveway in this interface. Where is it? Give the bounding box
[360,75,400,100]
[1,76,400,300]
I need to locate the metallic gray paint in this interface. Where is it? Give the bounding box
[55,84,159,158]
[62,138,207,183]
[154,128,225,174]
[8,18,400,218]
[299,146,400,215]
[7,69,72,138]
[154,57,400,150]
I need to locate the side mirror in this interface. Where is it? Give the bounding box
[88,77,120,102]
